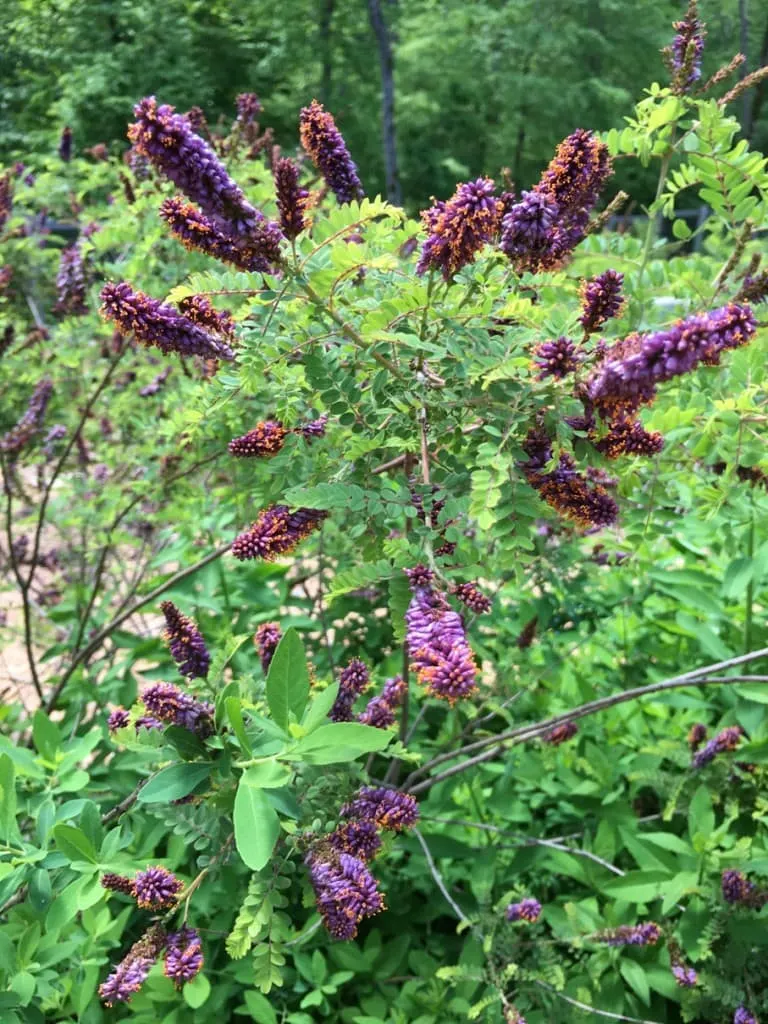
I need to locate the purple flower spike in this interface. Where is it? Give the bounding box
[579,270,624,335]
[274,157,309,239]
[133,866,183,910]
[164,927,204,987]
[341,786,419,832]
[664,1,705,94]
[98,926,166,1006]
[0,379,53,456]
[721,869,753,905]
[532,337,581,380]
[141,681,214,735]
[417,178,501,280]
[306,851,385,939]
[100,282,234,362]
[327,821,382,862]
[160,195,282,273]
[231,505,328,561]
[500,191,561,272]
[329,658,371,723]
[59,126,73,162]
[0,172,13,231]
[160,601,210,679]
[358,676,407,729]
[405,581,479,703]
[300,413,329,440]
[300,100,364,205]
[734,1010,758,1024]
[54,246,87,317]
[672,964,698,988]
[598,922,662,946]
[454,582,492,615]
[593,420,665,459]
[255,622,282,673]
[506,898,542,923]
[692,725,743,769]
[107,707,130,733]
[228,421,287,458]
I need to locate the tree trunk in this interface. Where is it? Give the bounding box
[319,0,335,105]
[367,0,402,205]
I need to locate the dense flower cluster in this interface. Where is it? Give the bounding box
[506,898,542,923]
[417,177,502,280]
[100,282,235,362]
[405,576,479,703]
[141,681,214,735]
[722,869,752,904]
[586,303,756,421]
[358,676,407,729]
[160,195,282,272]
[329,658,371,722]
[107,706,162,733]
[133,866,184,909]
[306,851,385,939]
[177,294,236,337]
[672,964,698,988]
[532,336,581,380]
[663,0,705,93]
[164,927,204,986]
[598,922,662,946]
[579,270,625,335]
[501,130,611,272]
[54,245,87,316]
[692,725,743,769]
[734,1010,758,1024]
[228,421,287,458]
[522,430,619,529]
[544,720,579,746]
[59,126,73,162]
[231,505,328,561]
[300,100,363,205]
[254,622,282,673]
[101,872,136,896]
[737,269,768,305]
[453,581,492,614]
[160,600,210,678]
[99,927,166,1006]
[301,413,329,439]
[593,419,665,459]
[274,157,309,239]
[0,379,53,456]
[0,172,13,232]
[341,786,419,832]
[234,93,262,139]
[327,821,382,862]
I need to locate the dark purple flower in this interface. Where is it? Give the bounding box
[663,1,705,94]
[517,616,538,649]
[0,173,13,232]
[93,463,110,483]
[139,366,172,397]
[307,851,385,939]
[107,707,130,732]
[692,725,743,769]
[253,622,281,674]
[300,100,364,205]
[341,786,419,832]
[417,177,501,280]
[231,505,328,561]
[128,96,275,239]
[100,282,234,362]
[737,270,768,305]
[0,379,53,456]
[688,723,707,751]
[522,431,618,530]
[533,337,581,380]
[99,926,166,1006]
[404,564,434,589]
[722,869,752,904]
[164,927,204,986]
[54,245,87,316]
[101,873,135,896]
[587,303,756,421]
[544,721,578,746]
[160,195,282,273]
[59,126,73,162]
[593,419,665,459]
[329,658,371,723]
[274,157,309,239]
[133,866,183,909]
[506,898,542,923]
[228,421,287,458]
[358,676,407,729]
[141,681,214,735]
[500,191,561,272]
[300,413,328,440]
[327,821,382,861]
[734,1010,758,1024]
[580,270,625,335]
[177,294,236,338]
[598,922,662,946]
[453,582,491,615]
[672,964,697,988]
[160,601,210,679]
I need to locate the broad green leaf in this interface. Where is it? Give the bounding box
[137,763,211,804]
[226,697,253,755]
[688,785,714,841]
[28,870,53,914]
[722,557,753,599]
[32,711,60,762]
[52,824,99,864]
[239,762,291,790]
[301,682,340,733]
[0,754,20,842]
[244,990,278,1024]
[183,972,211,1008]
[601,870,670,902]
[620,960,650,1006]
[291,723,393,765]
[234,775,280,870]
[265,628,310,729]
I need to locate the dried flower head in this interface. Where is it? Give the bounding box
[544,721,578,746]
[274,157,309,239]
[688,723,707,751]
[228,421,287,458]
[59,126,73,162]
[593,419,665,459]
[692,725,743,769]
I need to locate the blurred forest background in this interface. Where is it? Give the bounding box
[2,0,768,211]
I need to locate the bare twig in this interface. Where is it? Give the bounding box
[412,827,472,925]
[534,981,662,1024]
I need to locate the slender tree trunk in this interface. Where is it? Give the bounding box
[367,0,402,204]
[319,0,335,104]
[746,14,768,141]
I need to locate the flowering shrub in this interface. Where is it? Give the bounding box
[2,6,768,1022]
